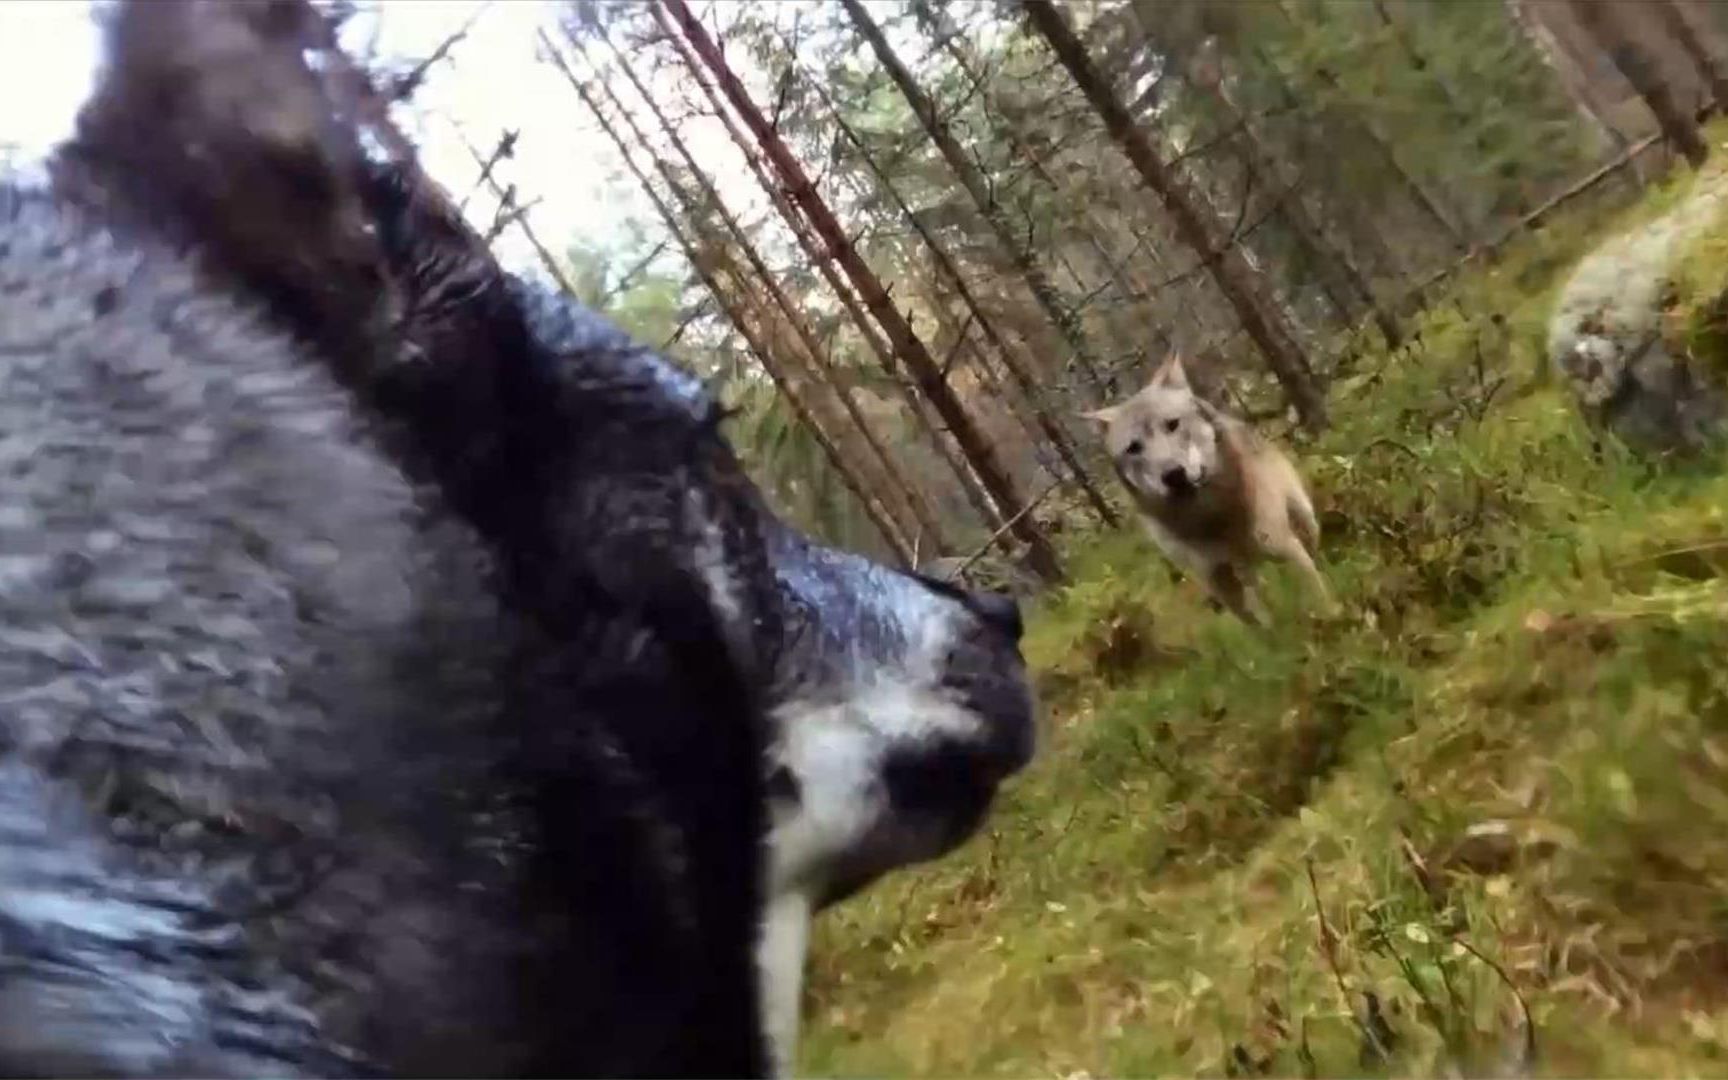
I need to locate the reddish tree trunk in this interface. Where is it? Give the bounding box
[1653,0,1728,112]
[1263,1,1472,252]
[646,1,1009,556]
[1191,50,1401,348]
[841,0,1110,401]
[910,0,1172,373]
[1504,0,1643,173]
[804,68,1123,530]
[583,23,950,558]
[662,0,1064,582]
[543,35,915,565]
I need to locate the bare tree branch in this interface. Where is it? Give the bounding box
[390,1,493,101]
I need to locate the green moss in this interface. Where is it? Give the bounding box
[800,142,1728,1078]
[1666,194,1728,383]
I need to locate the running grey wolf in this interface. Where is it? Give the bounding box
[1084,355,1334,626]
[0,1,1035,1076]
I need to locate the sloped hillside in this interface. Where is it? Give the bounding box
[801,143,1728,1078]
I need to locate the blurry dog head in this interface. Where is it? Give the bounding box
[763,530,1035,911]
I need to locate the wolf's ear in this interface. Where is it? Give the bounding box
[1150,353,1191,391]
[1079,405,1119,428]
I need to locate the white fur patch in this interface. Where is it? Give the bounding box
[756,593,990,1069]
[687,489,743,625]
[757,888,812,1077]
[765,615,974,896]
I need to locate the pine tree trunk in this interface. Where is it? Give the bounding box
[661,0,1064,583]
[842,0,1112,401]
[911,0,1172,381]
[643,1,995,560]
[1115,0,1376,330]
[1193,50,1401,349]
[543,34,914,565]
[1371,2,1494,158]
[582,23,950,560]
[921,280,1066,493]
[1654,0,1728,113]
[813,76,1123,529]
[1259,8,1471,254]
[1022,0,1328,430]
[1375,0,1539,218]
[1504,0,1643,170]
[1571,0,1710,168]
[1242,42,1428,282]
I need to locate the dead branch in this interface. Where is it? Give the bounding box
[598,238,673,308]
[452,122,582,299]
[1406,132,1663,301]
[943,478,1064,582]
[1305,858,1390,1062]
[390,1,493,100]
[1456,937,1538,1075]
[461,128,518,213]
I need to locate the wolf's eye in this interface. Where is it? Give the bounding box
[1125,439,1143,455]
[1164,418,1180,433]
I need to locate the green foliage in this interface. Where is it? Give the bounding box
[1255,0,1592,234]
[1667,196,1728,383]
[560,235,690,350]
[799,144,1728,1077]
[725,377,882,552]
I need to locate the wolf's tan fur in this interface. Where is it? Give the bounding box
[1085,356,1333,626]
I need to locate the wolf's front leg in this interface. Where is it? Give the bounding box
[1267,534,1338,616]
[1208,562,1270,628]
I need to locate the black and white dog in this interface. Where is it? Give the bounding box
[0,1,1035,1074]
[367,124,1036,1077]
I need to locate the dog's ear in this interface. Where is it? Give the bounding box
[1150,353,1191,391]
[1079,405,1120,428]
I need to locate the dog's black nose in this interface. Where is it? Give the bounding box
[1161,467,1193,495]
[970,589,1023,643]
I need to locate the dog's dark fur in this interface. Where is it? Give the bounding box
[0,1,1037,1074]
[2,2,771,1075]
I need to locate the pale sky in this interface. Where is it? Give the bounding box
[0,0,743,277]
[0,0,954,283]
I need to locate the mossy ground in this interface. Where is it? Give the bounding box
[800,133,1728,1077]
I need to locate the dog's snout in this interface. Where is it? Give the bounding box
[1161,467,1192,494]
[970,589,1023,643]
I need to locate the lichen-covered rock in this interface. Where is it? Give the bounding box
[1548,176,1728,457]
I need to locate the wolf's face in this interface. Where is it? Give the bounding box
[1087,356,1221,503]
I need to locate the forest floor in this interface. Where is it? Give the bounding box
[800,132,1728,1078]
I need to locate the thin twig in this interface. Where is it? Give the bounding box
[461,127,518,213]
[661,297,714,351]
[390,0,492,100]
[937,311,976,377]
[485,191,542,243]
[452,119,581,299]
[1455,937,1538,1075]
[1305,858,1389,1061]
[943,478,1063,581]
[598,238,672,308]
